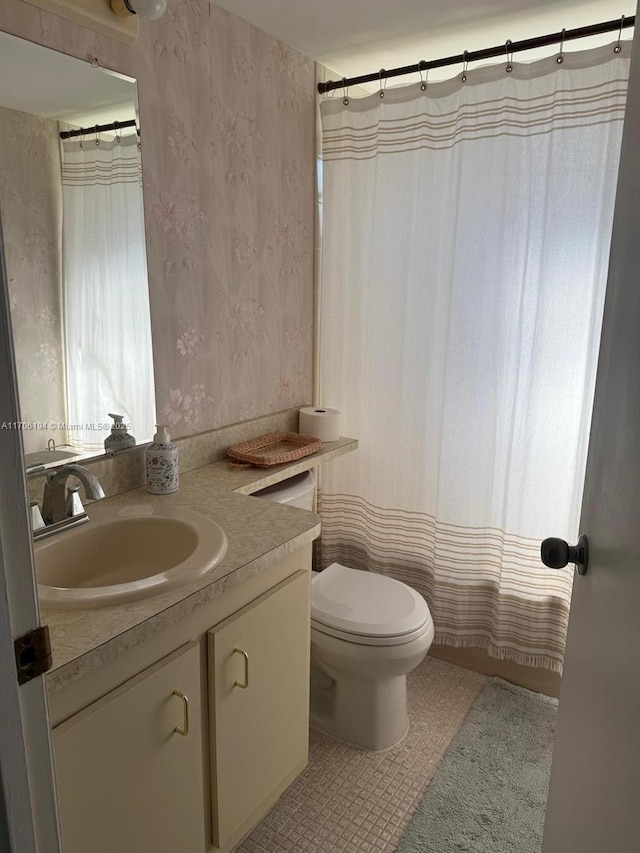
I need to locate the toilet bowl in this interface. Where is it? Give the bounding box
[310,563,433,749]
[254,471,434,750]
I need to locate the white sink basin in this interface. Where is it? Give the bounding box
[35,502,228,609]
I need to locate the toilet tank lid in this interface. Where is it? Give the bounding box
[252,470,315,503]
[311,563,431,638]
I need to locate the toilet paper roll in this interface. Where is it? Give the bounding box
[299,407,342,442]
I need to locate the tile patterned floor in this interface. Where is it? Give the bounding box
[237,658,487,853]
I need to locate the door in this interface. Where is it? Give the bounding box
[53,642,205,853]
[208,570,311,849]
[0,216,62,851]
[542,8,640,851]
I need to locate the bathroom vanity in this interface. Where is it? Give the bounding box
[43,439,356,853]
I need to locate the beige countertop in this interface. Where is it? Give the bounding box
[43,438,357,691]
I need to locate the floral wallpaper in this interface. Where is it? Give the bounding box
[0,106,67,454]
[0,1,315,438]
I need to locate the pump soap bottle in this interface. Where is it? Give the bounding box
[146,425,179,494]
[104,413,136,452]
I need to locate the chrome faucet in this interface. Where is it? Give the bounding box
[41,464,105,528]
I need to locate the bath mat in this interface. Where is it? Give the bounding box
[395,679,557,853]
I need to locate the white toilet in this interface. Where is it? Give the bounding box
[255,471,434,750]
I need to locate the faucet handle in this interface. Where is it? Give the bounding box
[29,501,46,532]
[65,485,85,518]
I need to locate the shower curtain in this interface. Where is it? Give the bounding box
[318,43,630,672]
[61,132,155,451]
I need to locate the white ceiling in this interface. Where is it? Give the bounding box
[0,31,137,127]
[214,0,636,85]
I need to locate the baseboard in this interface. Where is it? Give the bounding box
[429,644,561,698]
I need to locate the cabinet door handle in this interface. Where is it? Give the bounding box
[233,648,249,689]
[172,690,189,736]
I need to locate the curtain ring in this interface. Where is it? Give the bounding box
[505,39,513,73]
[379,69,387,99]
[556,28,565,64]
[94,125,100,147]
[419,63,428,91]
[461,50,469,83]
[614,15,625,53]
[342,77,350,106]
[114,120,121,144]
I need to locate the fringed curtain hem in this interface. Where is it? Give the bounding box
[432,633,564,674]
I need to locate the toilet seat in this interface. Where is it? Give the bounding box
[311,563,432,647]
[311,617,432,647]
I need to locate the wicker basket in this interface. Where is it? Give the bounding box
[226,432,322,468]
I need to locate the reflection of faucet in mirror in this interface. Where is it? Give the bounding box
[46,439,74,453]
[39,464,105,535]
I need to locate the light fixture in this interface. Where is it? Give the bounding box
[21,0,138,44]
[110,0,167,20]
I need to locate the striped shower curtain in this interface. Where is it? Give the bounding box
[318,42,630,672]
[61,132,155,451]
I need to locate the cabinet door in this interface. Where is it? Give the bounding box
[53,642,205,853]
[208,570,310,848]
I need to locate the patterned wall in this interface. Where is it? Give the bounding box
[0,106,67,454]
[0,1,315,437]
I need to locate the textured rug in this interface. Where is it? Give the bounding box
[395,679,557,853]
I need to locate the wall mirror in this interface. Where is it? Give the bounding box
[0,30,156,470]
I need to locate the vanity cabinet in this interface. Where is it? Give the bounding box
[209,569,310,848]
[49,546,312,853]
[53,642,205,853]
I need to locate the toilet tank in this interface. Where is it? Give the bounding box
[253,471,315,511]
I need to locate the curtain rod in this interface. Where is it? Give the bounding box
[59,119,138,140]
[317,15,635,94]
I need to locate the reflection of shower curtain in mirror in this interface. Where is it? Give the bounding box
[318,44,630,672]
[61,133,155,451]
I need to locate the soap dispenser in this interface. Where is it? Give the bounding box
[104,413,136,453]
[146,424,179,494]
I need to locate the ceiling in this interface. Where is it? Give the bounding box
[213,0,636,85]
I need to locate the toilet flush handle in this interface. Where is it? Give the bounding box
[540,535,589,576]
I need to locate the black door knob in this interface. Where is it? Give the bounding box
[540,535,589,576]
